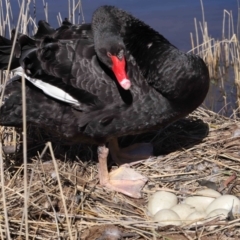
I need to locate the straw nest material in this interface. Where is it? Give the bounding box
[0,107,240,240]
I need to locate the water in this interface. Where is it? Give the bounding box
[204,69,237,116]
[9,0,239,116]
[9,0,237,50]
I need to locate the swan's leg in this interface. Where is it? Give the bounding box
[97,145,147,198]
[97,145,110,187]
[108,138,153,165]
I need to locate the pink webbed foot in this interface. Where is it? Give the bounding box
[97,145,147,198]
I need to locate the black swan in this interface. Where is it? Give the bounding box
[0,6,210,198]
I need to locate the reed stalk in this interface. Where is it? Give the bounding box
[189,4,240,112]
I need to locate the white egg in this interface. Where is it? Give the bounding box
[171,204,196,220]
[206,208,229,231]
[148,191,178,216]
[232,128,240,138]
[153,209,182,226]
[195,189,221,198]
[206,195,240,214]
[206,208,229,220]
[185,211,207,225]
[183,196,215,212]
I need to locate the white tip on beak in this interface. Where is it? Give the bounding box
[120,78,131,90]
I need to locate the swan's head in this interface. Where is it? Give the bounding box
[96,36,131,90]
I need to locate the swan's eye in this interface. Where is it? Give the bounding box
[107,52,112,58]
[117,49,124,60]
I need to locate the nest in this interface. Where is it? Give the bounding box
[0,107,240,239]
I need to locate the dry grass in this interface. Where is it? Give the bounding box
[0,107,240,239]
[0,0,240,239]
[189,0,240,111]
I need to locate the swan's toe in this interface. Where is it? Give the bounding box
[106,165,148,198]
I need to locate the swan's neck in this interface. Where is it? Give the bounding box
[94,6,176,90]
[93,6,209,109]
[92,7,121,54]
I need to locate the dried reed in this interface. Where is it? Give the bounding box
[189,0,240,111]
[0,1,239,239]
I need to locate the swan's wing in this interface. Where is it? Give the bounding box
[11,67,80,106]
[34,20,93,40]
[0,78,84,138]
[34,20,56,39]
[30,37,126,107]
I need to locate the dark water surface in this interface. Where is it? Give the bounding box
[10,0,237,50]
[9,0,239,115]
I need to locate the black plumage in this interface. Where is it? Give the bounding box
[0,6,210,197]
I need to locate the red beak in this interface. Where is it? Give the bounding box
[111,55,131,90]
